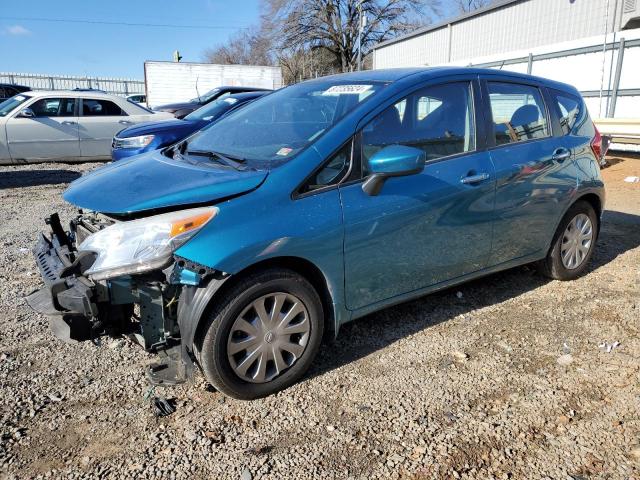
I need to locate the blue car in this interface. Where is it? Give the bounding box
[28,68,604,399]
[111,91,269,161]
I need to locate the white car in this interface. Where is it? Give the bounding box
[0,90,172,164]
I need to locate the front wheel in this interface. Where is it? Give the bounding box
[538,201,599,280]
[196,268,324,400]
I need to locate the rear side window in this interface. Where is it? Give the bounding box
[362,81,475,168]
[29,98,76,117]
[82,99,125,116]
[549,89,584,135]
[488,82,549,146]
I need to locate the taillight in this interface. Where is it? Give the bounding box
[591,124,602,160]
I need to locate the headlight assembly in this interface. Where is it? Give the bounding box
[78,207,218,280]
[113,134,155,149]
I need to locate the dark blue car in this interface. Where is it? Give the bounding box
[111,91,268,161]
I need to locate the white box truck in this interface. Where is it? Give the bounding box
[144,61,283,109]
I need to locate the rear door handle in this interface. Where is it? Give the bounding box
[552,147,571,162]
[460,172,490,185]
[61,120,76,125]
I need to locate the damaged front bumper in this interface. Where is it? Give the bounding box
[26,212,224,386]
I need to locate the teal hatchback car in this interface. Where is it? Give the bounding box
[28,68,605,399]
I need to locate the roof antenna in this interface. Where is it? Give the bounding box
[195,76,202,103]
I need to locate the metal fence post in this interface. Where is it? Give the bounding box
[527,53,533,74]
[49,77,54,90]
[608,37,625,118]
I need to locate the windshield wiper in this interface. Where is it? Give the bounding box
[186,150,249,171]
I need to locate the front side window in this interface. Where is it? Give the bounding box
[82,99,124,116]
[488,82,549,146]
[29,98,76,117]
[185,81,385,164]
[362,81,475,170]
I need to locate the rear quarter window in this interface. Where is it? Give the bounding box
[549,88,592,136]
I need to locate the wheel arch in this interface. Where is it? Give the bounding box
[572,192,603,237]
[544,190,604,258]
[185,256,339,358]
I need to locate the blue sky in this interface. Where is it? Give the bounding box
[0,0,457,79]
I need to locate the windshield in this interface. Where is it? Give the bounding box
[184,96,243,122]
[0,94,30,117]
[186,80,385,163]
[190,88,220,103]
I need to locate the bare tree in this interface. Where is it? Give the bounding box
[203,29,275,66]
[262,0,441,75]
[455,0,492,13]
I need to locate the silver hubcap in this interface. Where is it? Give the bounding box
[227,293,310,383]
[561,213,593,269]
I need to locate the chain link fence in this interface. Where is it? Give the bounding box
[0,72,145,96]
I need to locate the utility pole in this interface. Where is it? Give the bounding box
[356,1,367,71]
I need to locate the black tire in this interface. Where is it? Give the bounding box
[196,268,324,400]
[538,201,599,280]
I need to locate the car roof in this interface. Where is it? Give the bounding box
[17,90,153,114]
[20,90,130,100]
[226,91,270,100]
[304,67,578,94]
[0,83,31,91]
[218,86,271,92]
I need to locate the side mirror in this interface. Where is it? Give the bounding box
[362,145,425,196]
[16,107,35,118]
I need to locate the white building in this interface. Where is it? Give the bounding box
[373,0,640,121]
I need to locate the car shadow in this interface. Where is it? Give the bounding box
[0,169,81,189]
[307,209,640,381]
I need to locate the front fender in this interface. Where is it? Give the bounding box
[175,181,350,336]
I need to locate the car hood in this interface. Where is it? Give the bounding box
[63,150,268,215]
[118,118,203,138]
[153,101,200,112]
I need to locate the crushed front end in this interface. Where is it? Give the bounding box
[26,208,220,386]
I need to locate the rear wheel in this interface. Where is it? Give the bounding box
[196,268,324,400]
[538,201,598,280]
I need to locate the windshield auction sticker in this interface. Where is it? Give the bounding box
[322,85,372,95]
[276,147,293,156]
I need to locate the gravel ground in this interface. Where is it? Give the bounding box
[0,156,639,480]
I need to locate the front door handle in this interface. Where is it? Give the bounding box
[61,120,76,125]
[460,172,490,185]
[118,120,133,125]
[552,147,571,162]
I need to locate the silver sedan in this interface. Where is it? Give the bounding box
[0,90,173,164]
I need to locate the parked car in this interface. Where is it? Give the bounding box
[0,83,31,102]
[27,68,605,400]
[0,90,173,164]
[153,85,271,118]
[112,91,268,161]
[126,94,147,106]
